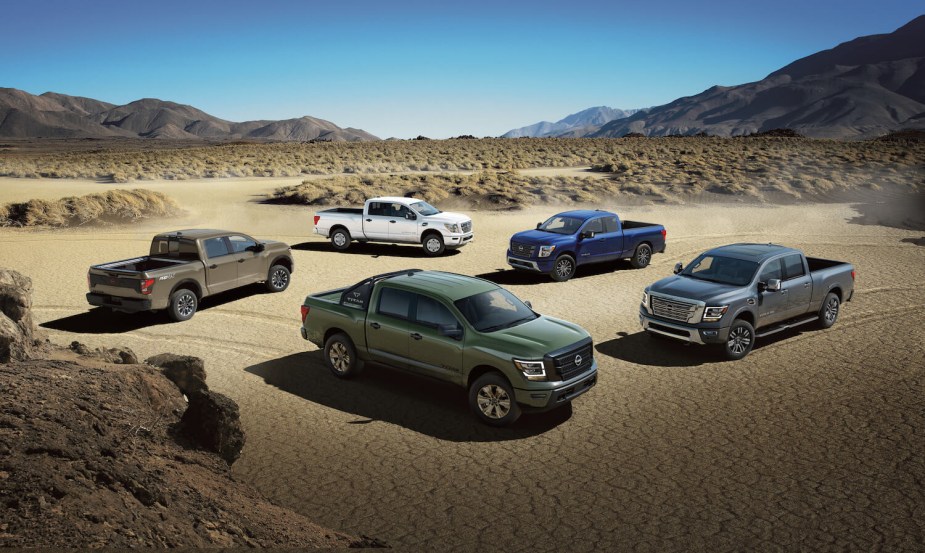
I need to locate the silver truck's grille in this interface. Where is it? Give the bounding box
[553,342,594,381]
[651,296,697,322]
[510,241,536,258]
[461,221,472,233]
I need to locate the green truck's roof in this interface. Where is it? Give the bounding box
[381,271,498,301]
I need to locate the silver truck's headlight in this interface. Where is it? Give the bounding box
[513,359,547,381]
[538,245,556,258]
[444,223,460,233]
[702,306,728,321]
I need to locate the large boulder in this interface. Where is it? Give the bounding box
[0,268,43,362]
[145,353,207,395]
[179,390,246,465]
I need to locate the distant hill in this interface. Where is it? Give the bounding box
[591,15,925,139]
[501,106,642,138]
[0,89,378,141]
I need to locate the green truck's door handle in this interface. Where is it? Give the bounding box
[370,322,381,329]
[410,332,423,340]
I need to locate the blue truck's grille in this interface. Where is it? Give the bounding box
[553,342,594,381]
[461,221,472,233]
[510,241,536,258]
[651,295,697,322]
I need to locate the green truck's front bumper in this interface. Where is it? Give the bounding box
[514,362,598,411]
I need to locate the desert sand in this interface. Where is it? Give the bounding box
[0,173,922,550]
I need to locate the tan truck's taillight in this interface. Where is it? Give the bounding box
[300,305,310,322]
[140,278,155,295]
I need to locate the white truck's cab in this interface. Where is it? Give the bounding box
[313,197,474,256]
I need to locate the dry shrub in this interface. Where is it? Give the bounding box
[0,189,181,227]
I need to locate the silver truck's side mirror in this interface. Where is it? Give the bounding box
[765,278,781,292]
[673,262,683,274]
[405,213,416,220]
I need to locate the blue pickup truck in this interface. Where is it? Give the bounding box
[507,210,667,281]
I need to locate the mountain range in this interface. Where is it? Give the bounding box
[501,106,643,138]
[505,15,925,139]
[0,89,378,141]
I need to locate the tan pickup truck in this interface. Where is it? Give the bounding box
[87,229,294,321]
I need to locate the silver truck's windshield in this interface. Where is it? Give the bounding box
[454,289,538,332]
[538,215,583,235]
[410,201,441,216]
[681,255,759,286]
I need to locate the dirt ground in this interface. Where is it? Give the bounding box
[0,174,922,551]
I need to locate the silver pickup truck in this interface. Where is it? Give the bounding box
[313,196,473,256]
[87,229,293,321]
[640,243,855,359]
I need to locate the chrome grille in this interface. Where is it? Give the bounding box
[510,241,536,258]
[553,342,594,381]
[650,295,697,322]
[461,221,472,233]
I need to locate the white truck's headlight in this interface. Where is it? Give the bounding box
[513,359,547,381]
[538,245,556,258]
[444,223,460,233]
[702,306,728,321]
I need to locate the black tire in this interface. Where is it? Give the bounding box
[549,254,576,282]
[722,319,755,361]
[323,333,363,378]
[265,264,290,293]
[167,288,198,322]
[630,243,652,269]
[468,372,521,427]
[818,292,840,329]
[422,232,445,256]
[330,227,351,251]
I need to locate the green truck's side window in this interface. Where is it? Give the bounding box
[378,287,414,320]
[414,295,461,329]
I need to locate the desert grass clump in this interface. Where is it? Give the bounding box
[0,189,181,227]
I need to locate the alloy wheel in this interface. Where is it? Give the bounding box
[476,384,511,419]
[727,326,752,355]
[329,341,350,373]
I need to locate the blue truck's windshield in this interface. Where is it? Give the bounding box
[410,201,441,216]
[681,255,759,286]
[455,289,538,332]
[538,215,583,235]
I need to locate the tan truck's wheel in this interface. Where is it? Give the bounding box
[468,372,521,426]
[168,289,197,322]
[324,333,363,378]
[266,265,290,292]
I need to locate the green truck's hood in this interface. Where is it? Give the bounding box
[484,315,590,359]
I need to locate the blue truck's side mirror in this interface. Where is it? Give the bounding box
[673,262,683,274]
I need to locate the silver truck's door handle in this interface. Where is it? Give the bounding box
[804,283,810,288]
[390,220,396,223]
[366,218,372,222]
[422,222,428,227]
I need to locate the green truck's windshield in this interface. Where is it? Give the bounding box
[681,254,759,286]
[454,289,537,332]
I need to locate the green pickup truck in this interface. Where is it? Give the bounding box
[299,270,597,426]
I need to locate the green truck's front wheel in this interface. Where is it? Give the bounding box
[468,372,521,426]
[324,333,363,378]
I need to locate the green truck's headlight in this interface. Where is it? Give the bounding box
[513,359,547,381]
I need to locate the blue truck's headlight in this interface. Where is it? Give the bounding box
[538,245,556,258]
[513,359,547,381]
[702,306,728,321]
[444,223,460,233]
[642,291,649,307]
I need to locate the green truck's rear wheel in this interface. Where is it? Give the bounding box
[324,333,363,378]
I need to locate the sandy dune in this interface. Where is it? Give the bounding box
[0,175,922,550]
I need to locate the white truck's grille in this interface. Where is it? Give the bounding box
[651,296,698,322]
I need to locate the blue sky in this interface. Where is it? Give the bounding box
[2,0,922,138]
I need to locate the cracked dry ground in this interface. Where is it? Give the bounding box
[1,184,922,550]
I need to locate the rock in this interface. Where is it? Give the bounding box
[69,341,91,355]
[179,390,245,465]
[145,354,207,395]
[0,268,42,363]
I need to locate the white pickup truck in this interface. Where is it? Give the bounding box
[312,197,474,256]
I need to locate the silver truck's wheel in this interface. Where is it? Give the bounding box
[330,228,351,251]
[723,319,754,360]
[818,292,840,329]
[550,254,576,282]
[266,264,290,293]
[468,372,521,426]
[324,333,363,378]
[422,233,445,256]
[168,289,198,322]
[631,243,652,269]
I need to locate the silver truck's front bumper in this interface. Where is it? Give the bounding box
[445,232,474,248]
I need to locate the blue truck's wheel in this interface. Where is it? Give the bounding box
[469,372,521,426]
[550,254,576,282]
[722,319,754,360]
[630,243,652,269]
[818,293,840,329]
